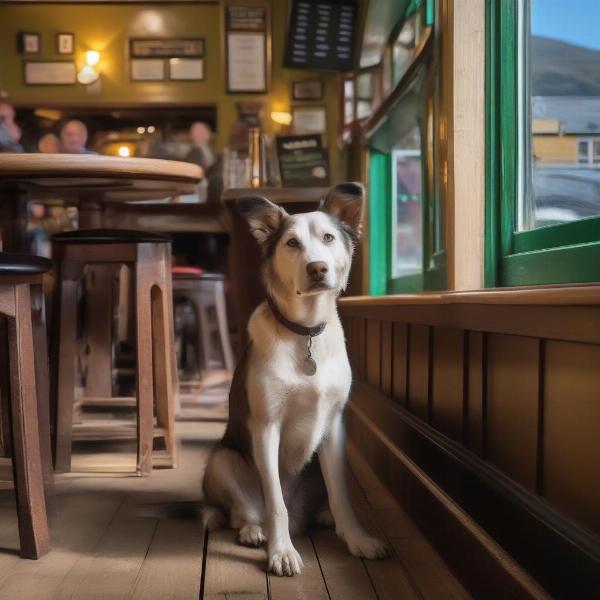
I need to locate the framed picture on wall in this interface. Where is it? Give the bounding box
[130,59,165,81]
[24,61,76,85]
[225,5,269,93]
[168,58,204,81]
[57,33,74,54]
[292,106,327,135]
[18,32,40,54]
[293,80,324,101]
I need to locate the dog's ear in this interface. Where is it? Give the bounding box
[237,195,288,245]
[320,182,365,238]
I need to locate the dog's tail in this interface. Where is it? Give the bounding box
[201,504,226,533]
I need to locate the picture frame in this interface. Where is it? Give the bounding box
[226,32,267,93]
[168,58,204,81]
[130,38,204,58]
[130,59,165,82]
[225,5,270,94]
[56,33,74,55]
[292,106,327,135]
[24,61,76,85]
[18,32,40,54]
[292,80,323,101]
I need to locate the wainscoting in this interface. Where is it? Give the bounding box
[339,286,600,599]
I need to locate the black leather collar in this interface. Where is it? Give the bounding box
[266,295,326,338]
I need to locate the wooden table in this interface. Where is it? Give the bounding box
[222,186,327,346]
[0,153,203,252]
[0,153,203,405]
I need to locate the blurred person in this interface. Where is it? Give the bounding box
[185,121,215,171]
[59,120,96,154]
[38,132,61,153]
[0,101,24,152]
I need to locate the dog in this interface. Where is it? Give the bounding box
[202,182,388,577]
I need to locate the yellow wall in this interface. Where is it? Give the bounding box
[0,1,344,179]
[533,135,578,165]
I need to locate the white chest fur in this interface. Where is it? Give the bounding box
[246,304,352,474]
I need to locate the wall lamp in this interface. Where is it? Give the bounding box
[77,50,101,85]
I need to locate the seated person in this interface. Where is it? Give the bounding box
[59,119,96,154]
[0,101,24,152]
[185,122,215,171]
[38,132,61,153]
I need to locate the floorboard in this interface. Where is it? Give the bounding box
[0,392,471,600]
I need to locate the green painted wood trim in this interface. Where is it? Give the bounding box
[424,249,447,290]
[484,0,501,287]
[368,150,392,295]
[389,273,424,293]
[503,242,600,286]
[513,216,600,253]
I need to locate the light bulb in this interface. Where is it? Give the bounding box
[118,146,130,157]
[86,50,100,66]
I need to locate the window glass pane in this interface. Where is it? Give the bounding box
[391,1,428,88]
[392,127,423,278]
[521,0,600,230]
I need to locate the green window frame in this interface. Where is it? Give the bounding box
[485,0,600,287]
[367,0,447,295]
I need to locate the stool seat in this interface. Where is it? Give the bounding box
[52,229,170,244]
[173,270,225,281]
[172,266,204,277]
[0,253,53,276]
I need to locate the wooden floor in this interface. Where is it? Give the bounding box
[0,395,471,600]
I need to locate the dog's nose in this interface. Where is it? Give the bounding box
[306,261,328,282]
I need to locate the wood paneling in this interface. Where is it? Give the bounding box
[408,325,431,422]
[485,334,540,491]
[467,331,484,455]
[366,319,382,389]
[431,328,465,442]
[380,322,393,396]
[543,341,600,536]
[392,322,408,405]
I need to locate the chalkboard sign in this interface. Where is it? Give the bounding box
[284,0,356,72]
[276,135,330,187]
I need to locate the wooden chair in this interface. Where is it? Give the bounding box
[0,253,53,559]
[51,229,177,476]
[172,270,234,374]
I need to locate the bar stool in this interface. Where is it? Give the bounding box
[51,229,176,476]
[172,268,234,374]
[0,253,52,559]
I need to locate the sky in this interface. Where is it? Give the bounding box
[531,0,600,51]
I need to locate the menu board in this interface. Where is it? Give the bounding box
[284,0,356,71]
[276,135,330,187]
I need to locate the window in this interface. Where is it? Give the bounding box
[486,0,600,286]
[367,0,446,294]
[392,135,423,279]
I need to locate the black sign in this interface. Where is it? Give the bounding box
[276,135,329,187]
[284,0,356,72]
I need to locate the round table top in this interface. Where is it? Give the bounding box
[0,153,203,202]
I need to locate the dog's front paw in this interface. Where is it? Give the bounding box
[268,542,303,576]
[346,533,389,560]
[238,524,266,547]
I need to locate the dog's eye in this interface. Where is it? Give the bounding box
[286,238,300,248]
[323,233,335,243]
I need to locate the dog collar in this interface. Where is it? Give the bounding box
[267,295,326,376]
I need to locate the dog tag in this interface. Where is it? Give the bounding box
[302,356,317,376]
